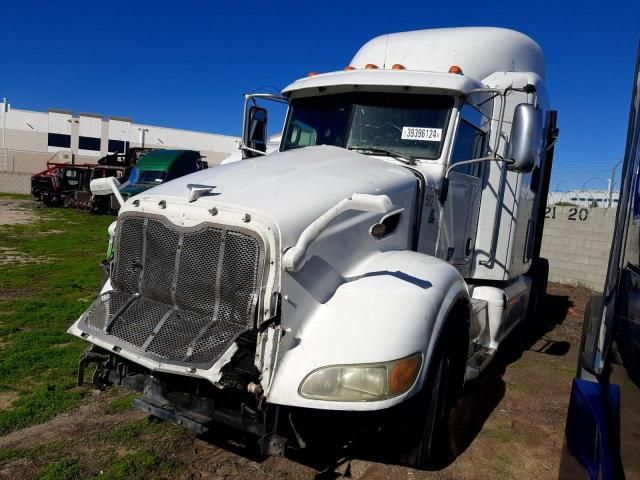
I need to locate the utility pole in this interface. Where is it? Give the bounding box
[608,159,623,208]
[1,98,7,149]
[138,127,148,148]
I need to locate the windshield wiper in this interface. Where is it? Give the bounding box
[347,146,415,165]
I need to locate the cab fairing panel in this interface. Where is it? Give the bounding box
[350,27,545,82]
[268,250,469,410]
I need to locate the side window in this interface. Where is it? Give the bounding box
[168,158,196,180]
[284,120,318,149]
[65,169,79,187]
[450,118,486,177]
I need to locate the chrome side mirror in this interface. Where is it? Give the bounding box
[508,103,543,173]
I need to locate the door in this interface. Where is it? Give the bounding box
[438,118,486,277]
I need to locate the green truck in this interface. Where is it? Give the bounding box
[108,149,208,211]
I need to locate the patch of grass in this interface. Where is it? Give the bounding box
[0,205,113,433]
[104,393,137,414]
[0,192,31,201]
[39,457,81,480]
[0,417,189,478]
[100,450,175,480]
[0,440,70,464]
[95,417,185,447]
[92,418,187,479]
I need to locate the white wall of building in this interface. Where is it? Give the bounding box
[0,103,240,171]
[47,110,73,153]
[78,114,102,157]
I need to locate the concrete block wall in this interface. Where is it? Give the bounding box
[0,149,76,195]
[0,172,31,194]
[540,205,616,290]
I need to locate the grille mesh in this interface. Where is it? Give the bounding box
[83,291,132,331]
[146,309,211,361]
[140,220,180,304]
[219,232,260,326]
[110,298,170,348]
[111,217,144,293]
[176,227,222,313]
[79,214,264,368]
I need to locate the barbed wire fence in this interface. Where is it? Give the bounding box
[548,158,624,208]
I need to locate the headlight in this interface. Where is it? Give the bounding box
[299,353,422,401]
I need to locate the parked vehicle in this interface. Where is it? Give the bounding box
[105,149,208,211]
[72,27,557,469]
[31,147,153,211]
[31,162,95,207]
[558,44,640,480]
[90,147,154,214]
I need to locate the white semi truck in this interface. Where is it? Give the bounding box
[72,27,558,468]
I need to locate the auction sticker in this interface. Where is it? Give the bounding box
[401,126,442,141]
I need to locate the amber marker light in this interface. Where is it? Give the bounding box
[388,354,422,395]
[364,63,379,70]
[344,66,356,71]
[392,64,406,70]
[307,71,318,77]
[448,65,463,75]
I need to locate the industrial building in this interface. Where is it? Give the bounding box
[0,100,240,194]
[547,190,620,208]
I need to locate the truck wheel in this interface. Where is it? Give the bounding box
[399,320,467,470]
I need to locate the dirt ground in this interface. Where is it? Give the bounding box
[0,198,36,226]
[0,282,591,480]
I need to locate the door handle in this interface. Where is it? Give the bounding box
[465,237,473,256]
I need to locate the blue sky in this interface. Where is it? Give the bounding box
[2,0,639,190]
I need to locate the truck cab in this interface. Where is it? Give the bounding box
[71,27,557,469]
[110,149,207,209]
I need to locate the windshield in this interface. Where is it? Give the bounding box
[135,170,166,185]
[282,92,454,160]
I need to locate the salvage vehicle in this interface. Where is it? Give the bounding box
[31,162,95,207]
[558,43,639,480]
[105,149,207,211]
[31,148,152,210]
[71,27,558,469]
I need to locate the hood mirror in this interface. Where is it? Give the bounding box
[90,177,124,206]
[508,103,542,173]
[242,105,268,158]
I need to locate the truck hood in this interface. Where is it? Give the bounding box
[142,145,418,247]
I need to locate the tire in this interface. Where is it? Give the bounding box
[42,195,57,207]
[399,320,468,470]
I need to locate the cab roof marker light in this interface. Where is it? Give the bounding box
[364,63,379,70]
[307,71,318,77]
[391,64,406,70]
[344,66,356,71]
[448,65,463,75]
